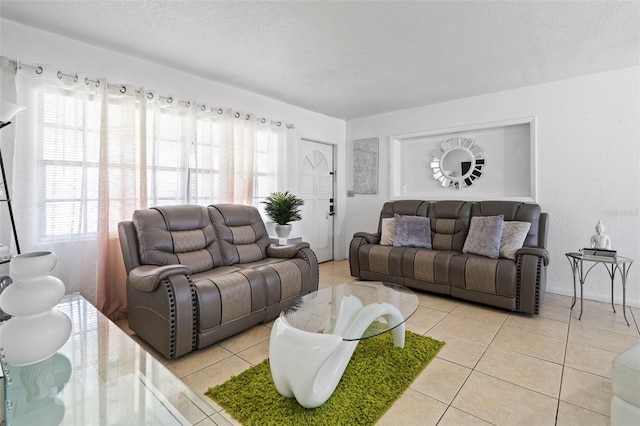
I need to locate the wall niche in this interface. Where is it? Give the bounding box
[390,117,537,201]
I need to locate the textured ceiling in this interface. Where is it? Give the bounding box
[1,1,639,120]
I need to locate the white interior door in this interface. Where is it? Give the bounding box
[298,140,334,263]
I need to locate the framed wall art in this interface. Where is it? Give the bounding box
[353,137,379,194]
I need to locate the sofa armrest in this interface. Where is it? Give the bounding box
[516,247,550,266]
[266,242,311,259]
[128,264,191,292]
[350,233,379,278]
[353,231,380,245]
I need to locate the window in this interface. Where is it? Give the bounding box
[40,89,101,239]
[253,126,282,208]
[34,85,281,242]
[146,107,190,207]
[190,114,230,206]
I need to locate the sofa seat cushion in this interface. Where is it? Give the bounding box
[357,245,404,277]
[191,266,242,280]
[450,254,516,297]
[399,248,457,285]
[192,268,266,331]
[236,258,291,269]
[257,258,312,307]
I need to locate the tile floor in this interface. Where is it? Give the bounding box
[118,260,640,425]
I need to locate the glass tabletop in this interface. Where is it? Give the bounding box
[566,252,633,264]
[1,293,231,426]
[280,281,419,341]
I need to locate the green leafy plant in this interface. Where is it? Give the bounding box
[261,191,304,225]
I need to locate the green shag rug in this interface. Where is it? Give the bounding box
[206,331,445,426]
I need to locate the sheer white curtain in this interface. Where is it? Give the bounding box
[9,65,284,320]
[13,68,141,319]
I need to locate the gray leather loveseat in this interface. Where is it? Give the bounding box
[118,204,318,359]
[350,200,549,314]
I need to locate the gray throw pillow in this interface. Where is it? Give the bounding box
[500,221,531,260]
[462,215,504,258]
[379,218,395,246]
[393,214,432,249]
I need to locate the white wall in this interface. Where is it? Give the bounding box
[345,66,640,307]
[0,19,348,262]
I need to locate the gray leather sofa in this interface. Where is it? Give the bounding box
[118,204,318,359]
[349,200,549,314]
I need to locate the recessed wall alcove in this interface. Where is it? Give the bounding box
[390,117,537,201]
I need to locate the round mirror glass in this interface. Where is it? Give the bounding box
[440,148,474,179]
[431,137,485,190]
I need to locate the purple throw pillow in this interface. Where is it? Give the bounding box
[462,215,504,258]
[393,214,432,249]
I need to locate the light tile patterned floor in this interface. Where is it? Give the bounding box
[118,260,640,425]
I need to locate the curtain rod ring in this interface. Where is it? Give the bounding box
[73,74,78,83]
[120,85,127,94]
[185,101,191,108]
[217,108,223,114]
[245,114,250,120]
[35,66,43,75]
[146,92,153,100]
[167,97,173,104]
[277,121,282,127]
[234,112,240,118]
[260,118,266,124]
[200,104,206,111]
[57,71,62,80]
[84,77,100,88]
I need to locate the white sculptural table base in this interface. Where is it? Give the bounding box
[269,282,418,409]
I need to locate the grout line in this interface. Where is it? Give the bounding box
[554,304,572,425]
[436,308,512,425]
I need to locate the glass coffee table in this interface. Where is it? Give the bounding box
[269,281,419,408]
[1,293,231,425]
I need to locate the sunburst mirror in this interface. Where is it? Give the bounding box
[431,136,485,189]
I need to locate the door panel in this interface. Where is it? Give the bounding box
[299,140,334,263]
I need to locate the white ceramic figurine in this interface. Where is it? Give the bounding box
[590,219,611,250]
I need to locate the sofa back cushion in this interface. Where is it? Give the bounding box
[209,204,270,265]
[471,201,542,248]
[133,205,223,273]
[378,200,429,235]
[427,201,473,251]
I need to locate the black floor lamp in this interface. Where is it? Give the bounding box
[0,101,25,257]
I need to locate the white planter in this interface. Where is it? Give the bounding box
[275,224,292,238]
[0,251,71,366]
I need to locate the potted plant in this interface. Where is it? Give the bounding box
[262,191,304,238]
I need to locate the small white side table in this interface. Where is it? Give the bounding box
[565,252,633,326]
[270,236,303,246]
